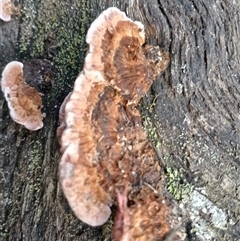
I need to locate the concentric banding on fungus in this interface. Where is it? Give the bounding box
[58,7,170,230]
[1,61,43,130]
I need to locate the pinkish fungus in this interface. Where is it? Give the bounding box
[1,61,44,130]
[57,7,170,238]
[0,0,18,22]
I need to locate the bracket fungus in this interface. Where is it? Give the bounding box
[1,61,44,130]
[0,0,18,21]
[58,7,170,239]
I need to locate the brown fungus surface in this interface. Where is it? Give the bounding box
[1,61,43,130]
[0,0,11,21]
[57,91,71,145]
[58,7,170,239]
[113,187,170,241]
[0,0,18,22]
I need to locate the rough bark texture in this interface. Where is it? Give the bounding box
[1,0,239,241]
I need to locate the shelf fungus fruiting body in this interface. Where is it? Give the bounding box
[1,61,43,130]
[58,7,170,239]
[0,0,11,21]
[0,0,18,22]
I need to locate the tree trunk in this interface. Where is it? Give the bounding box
[1,0,239,240]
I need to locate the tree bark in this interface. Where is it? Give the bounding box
[1,0,239,241]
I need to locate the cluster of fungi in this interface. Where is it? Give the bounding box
[57,7,170,241]
[1,5,171,241]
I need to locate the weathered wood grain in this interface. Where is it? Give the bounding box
[1,0,239,240]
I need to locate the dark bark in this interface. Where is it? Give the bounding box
[1,0,239,241]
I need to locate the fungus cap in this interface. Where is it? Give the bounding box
[60,166,111,226]
[57,7,170,229]
[0,0,12,21]
[1,61,44,130]
[84,7,164,102]
[57,92,71,145]
[1,61,23,91]
[58,73,111,226]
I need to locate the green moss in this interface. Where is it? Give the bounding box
[142,112,193,200]
[18,0,93,98]
[0,139,45,238]
[166,166,193,200]
[142,115,162,149]
[141,96,193,200]
[27,140,43,199]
